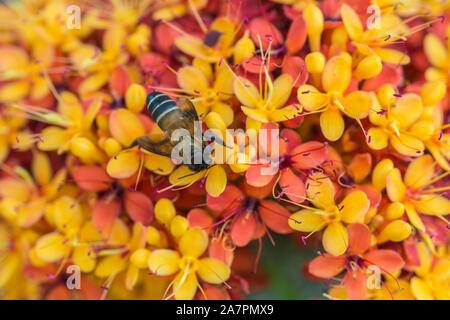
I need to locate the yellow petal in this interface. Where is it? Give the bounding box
[320,108,344,141]
[386,168,406,202]
[213,65,234,97]
[31,150,52,186]
[288,210,326,232]
[169,165,204,186]
[0,80,30,102]
[205,165,226,197]
[211,102,234,127]
[35,232,70,262]
[306,173,336,209]
[233,77,260,108]
[390,133,424,157]
[173,272,198,300]
[391,94,423,128]
[404,202,426,232]
[198,258,231,284]
[154,198,176,227]
[95,254,127,278]
[340,190,370,223]
[179,227,208,258]
[109,108,145,147]
[106,151,140,179]
[411,277,434,300]
[72,244,96,273]
[144,153,174,175]
[342,91,373,119]
[37,126,72,152]
[419,81,446,106]
[177,66,209,93]
[297,85,328,111]
[269,104,302,122]
[340,4,364,41]
[416,194,450,216]
[241,106,268,122]
[78,71,109,95]
[125,264,140,290]
[377,220,411,243]
[148,249,180,276]
[424,33,448,69]
[322,56,351,93]
[367,127,389,150]
[53,196,83,236]
[322,222,348,256]
[268,74,293,109]
[58,91,83,123]
[372,48,410,65]
[385,202,405,220]
[404,155,435,189]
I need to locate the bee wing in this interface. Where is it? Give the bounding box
[130,134,174,157]
[177,97,199,121]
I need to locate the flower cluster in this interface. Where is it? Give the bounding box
[0,0,449,300]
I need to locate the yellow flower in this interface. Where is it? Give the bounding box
[148,227,230,300]
[340,4,411,65]
[0,45,53,102]
[288,172,370,256]
[410,242,450,300]
[367,84,427,157]
[95,222,150,292]
[382,155,450,232]
[175,16,238,63]
[19,91,106,163]
[0,107,32,163]
[176,59,234,126]
[298,54,373,141]
[153,0,207,22]
[106,109,174,181]
[0,152,66,228]
[234,53,299,131]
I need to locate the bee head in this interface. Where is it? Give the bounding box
[187,148,211,172]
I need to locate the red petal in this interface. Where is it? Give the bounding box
[362,65,402,92]
[347,223,371,255]
[245,163,276,187]
[282,56,308,88]
[364,249,405,273]
[249,18,283,50]
[93,196,120,232]
[291,141,328,169]
[259,200,292,234]
[207,184,243,213]
[286,15,307,54]
[124,191,153,225]
[280,128,302,152]
[73,166,113,191]
[231,213,257,247]
[279,169,305,203]
[187,208,213,230]
[109,66,131,98]
[308,254,346,278]
[344,269,367,300]
[209,236,234,266]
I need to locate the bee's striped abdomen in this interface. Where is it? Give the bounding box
[146,91,178,127]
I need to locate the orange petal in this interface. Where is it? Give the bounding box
[291,141,327,169]
[347,223,371,255]
[259,200,292,234]
[344,268,367,300]
[73,166,113,191]
[286,15,307,54]
[109,66,132,98]
[187,209,213,229]
[308,254,346,278]
[279,169,305,203]
[124,191,153,225]
[231,213,257,247]
[93,197,121,233]
[207,184,243,213]
[245,163,276,187]
[249,18,283,50]
[364,249,404,273]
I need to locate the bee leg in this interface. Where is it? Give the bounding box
[204,133,233,149]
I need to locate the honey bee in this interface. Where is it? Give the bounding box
[130,91,226,172]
